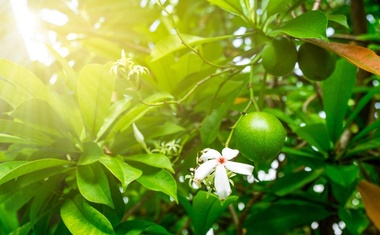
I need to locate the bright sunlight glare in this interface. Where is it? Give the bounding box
[11,0,69,65]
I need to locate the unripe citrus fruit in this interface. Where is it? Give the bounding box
[261,36,297,76]
[233,112,286,163]
[298,42,336,81]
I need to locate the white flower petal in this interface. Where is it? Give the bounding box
[132,123,144,144]
[214,165,231,200]
[194,160,218,181]
[222,148,239,160]
[225,161,254,176]
[199,149,221,162]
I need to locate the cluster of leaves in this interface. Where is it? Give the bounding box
[1,0,380,234]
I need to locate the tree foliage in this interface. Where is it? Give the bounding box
[1,0,380,234]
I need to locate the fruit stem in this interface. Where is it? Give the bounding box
[249,64,260,112]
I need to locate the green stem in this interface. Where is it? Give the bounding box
[258,71,267,110]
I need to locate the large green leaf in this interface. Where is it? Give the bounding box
[61,195,115,235]
[190,191,237,235]
[322,59,356,143]
[325,164,359,187]
[100,156,142,191]
[339,208,369,234]
[125,154,174,174]
[0,80,30,107]
[0,59,52,104]
[0,159,72,185]
[151,34,232,61]
[136,168,177,203]
[115,220,171,235]
[0,204,18,234]
[0,120,53,145]
[207,0,244,16]
[78,142,105,165]
[77,64,116,139]
[11,98,72,138]
[77,163,114,208]
[295,123,332,153]
[271,11,327,40]
[270,168,324,196]
[245,202,331,234]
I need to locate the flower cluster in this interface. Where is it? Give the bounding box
[190,148,254,200]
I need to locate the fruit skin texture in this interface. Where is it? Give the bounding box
[261,36,298,76]
[298,42,336,81]
[233,112,286,163]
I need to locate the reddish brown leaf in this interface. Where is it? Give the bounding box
[357,180,380,229]
[307,39,380,76]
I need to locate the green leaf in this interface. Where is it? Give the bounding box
[45,43,78,92]
[77,64,116,139]
[125,154,174,174]
[245,202,331,234]
[78,142,106,165]
[264,0,292,18]
[151,34,232,61]
[0,80,31,107]
[191,191,237,235]
[61,195,115,235]
[328,14,349,29]
[77,163,114,208]
[100,156,142,191]
[339,208,369,234]
[115,220,171,235]
[207,0,244,16]
[11,98,71,138]
[351,118,380,143]
[136,168,177,203]
[295,123,332,153]
[83,37,122,60]
[271,11,328,40]
[270,168,324,196]
[0,204,18,234]
[200,108,226,146]
[347,138,380,156]
[325,164,359,187]
[0,120,53,145]
[0,59,52,104]
[0,159,72,185]
[322,59,356,143]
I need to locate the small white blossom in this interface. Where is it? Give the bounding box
[132,123,145,144]
[193,148,254,200]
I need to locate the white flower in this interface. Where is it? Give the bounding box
[193,148,254,200]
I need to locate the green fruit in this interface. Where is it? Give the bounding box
[261,36,297,76]
[298,42,336,81]
[233,112,286,163]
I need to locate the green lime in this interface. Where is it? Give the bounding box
[261,36,297,76]
[233,112,286,163]
[298,42,336,81]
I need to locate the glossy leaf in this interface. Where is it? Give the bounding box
[0,159,72,185]
[207,0,243,16]
[11,99,71,138]
[0,120,53,145]
[338,207,369,234]
[136,168,177,203]
[0,59,52,103]
[308,39,380,76]
[328,15,349,29]
[61,195,115,235]
[357,180,380,230]
[77,64,116,139]
[270,168,324,196]
[77,163,114,208]
[78,142,105,165]
[115,220,171,235]
[325,164,359,187]
[151,34,232,61]
[100,156,142,191]
[245,203,331,234]
[125,154,174,173]
[322,59,356,143]
[190,191,237,235]
[0,80,31,108]
[271,11,327,40]
[295,123,332,153]
[265,0,292,18]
